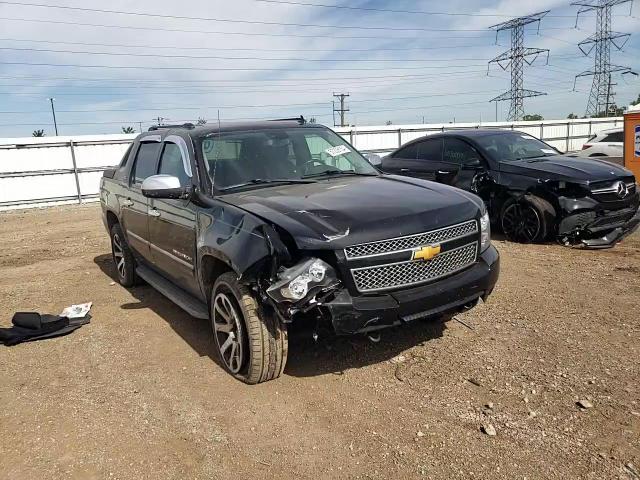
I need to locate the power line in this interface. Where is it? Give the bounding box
[0,3,495,32]
[0,16,569,39]
[0,60,493,72]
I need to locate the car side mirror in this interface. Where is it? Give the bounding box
[141,174,191,199]
[363,152,383,167]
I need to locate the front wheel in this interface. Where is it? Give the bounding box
[500,195,555,243]
[211,273,288,384]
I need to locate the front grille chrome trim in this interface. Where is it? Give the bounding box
[350,242,478,293]
[344,220,478,260]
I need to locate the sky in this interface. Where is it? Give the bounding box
[0,0,639,137]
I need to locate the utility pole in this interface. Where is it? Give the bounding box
[48,97,58,136]
[572,0,635,117]
[487,11,550,121]
[332,93,350,127]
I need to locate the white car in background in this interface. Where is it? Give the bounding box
[578,127,624,158]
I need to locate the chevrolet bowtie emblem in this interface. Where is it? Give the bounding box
[412,244,441,262]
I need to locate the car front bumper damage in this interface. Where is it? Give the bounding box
[320,246,500,335]
[557,194,640,248]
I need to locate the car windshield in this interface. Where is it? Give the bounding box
[475,132,558,162]
[199,127,378,191]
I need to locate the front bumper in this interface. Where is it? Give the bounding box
[321,245,500,335]
[557,194,640,248]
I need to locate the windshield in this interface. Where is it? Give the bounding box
[475,132,559,162]
[199,127,378,191]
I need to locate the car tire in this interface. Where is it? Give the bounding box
[211,272,288,384]
[110,223,138,287]
[500,195,555,243]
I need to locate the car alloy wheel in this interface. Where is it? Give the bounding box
[112,232,127,279]
[212,291,245,374]
[501,202,541,243]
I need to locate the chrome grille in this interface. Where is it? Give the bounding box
[351,242,478,293]
[344,220,478,259]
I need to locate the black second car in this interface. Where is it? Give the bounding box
[382,130,640,248]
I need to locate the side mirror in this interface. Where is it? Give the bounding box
[141,175,190,199]
[363,152,383,167]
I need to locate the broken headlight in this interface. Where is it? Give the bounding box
[267,258,338,303]
[480,211,491,252]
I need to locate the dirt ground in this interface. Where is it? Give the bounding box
[1,204,639,480]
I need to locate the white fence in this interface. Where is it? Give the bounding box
[0,118,623,210]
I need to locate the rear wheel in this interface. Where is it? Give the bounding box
[211,273,288,384]
[500,195,555,243]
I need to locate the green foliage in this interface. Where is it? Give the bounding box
[567,113,578,119]
[32,129,45,137]
[121,126,136,134]
[196,117,207,125]
[523,114,544,121]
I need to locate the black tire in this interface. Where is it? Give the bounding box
[110,223,138,287]
[500,195,556,243]
[211,272,288,384]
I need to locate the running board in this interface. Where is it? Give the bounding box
[136,265,209,319]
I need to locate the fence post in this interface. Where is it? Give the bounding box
[397,128,402,148]
[69,140,82,204]
[566,122,571,152]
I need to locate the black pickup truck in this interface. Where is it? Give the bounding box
[100,119,499,383]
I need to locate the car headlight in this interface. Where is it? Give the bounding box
[267,258,338,303]
[480,211,491,252]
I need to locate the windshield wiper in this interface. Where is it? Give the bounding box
[302,169,377,179]
[219,178,316,191]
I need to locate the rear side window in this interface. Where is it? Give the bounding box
[416,138,443,162]
[118,144,133,168]
[131,142,161,185]
[158,143,190,187]
[602,132,623,143]
[394,143,418,159]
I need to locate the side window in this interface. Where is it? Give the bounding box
[131,142,161,185]
[416,138,443,162]
[443,138,482,166]
[118,143,133,168]
[158,142,190,186]
[602,132,623,143]
[394,143,418,159]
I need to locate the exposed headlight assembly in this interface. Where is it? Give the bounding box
[480,211,491,252]
[267,258,338,303]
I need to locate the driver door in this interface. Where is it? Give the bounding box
[441,137,492,199]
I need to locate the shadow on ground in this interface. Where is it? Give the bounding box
[94,253,448,379]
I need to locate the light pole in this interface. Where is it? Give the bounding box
[48,97,58,136]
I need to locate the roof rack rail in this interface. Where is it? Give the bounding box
[148,122,195,131]
[268,115,306,125]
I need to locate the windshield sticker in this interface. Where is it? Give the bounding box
[325,145,351,157]
[635,125,640,157]
[541,148,555,154]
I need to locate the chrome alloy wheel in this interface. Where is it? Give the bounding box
[112,232,127,278]
[212,292,245,374]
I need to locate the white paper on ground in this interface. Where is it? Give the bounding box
[60,302,93,319]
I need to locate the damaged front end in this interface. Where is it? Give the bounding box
[554,183,640,248]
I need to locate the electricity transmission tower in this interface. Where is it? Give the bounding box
[488,11,550,121]
[333,93,350,127]
[572,0,636,117]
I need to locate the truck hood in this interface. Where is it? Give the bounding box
[498,155,632,183]
[220,175,482,250]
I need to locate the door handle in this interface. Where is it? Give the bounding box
[148,208,161,217]
[400,168,411,173]
[437,170,453,175]
[122,198,134,207]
